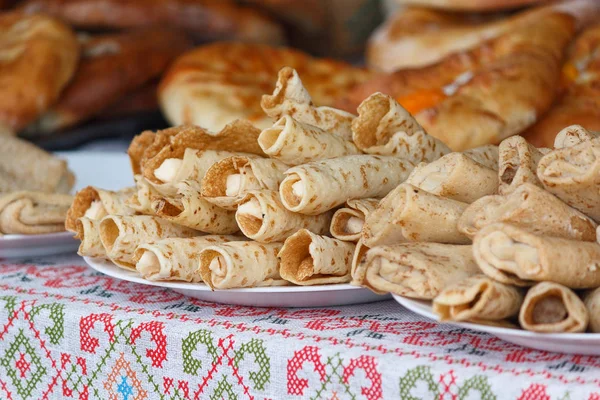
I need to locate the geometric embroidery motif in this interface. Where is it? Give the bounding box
[104,352,148,400]
[0,330,47,399]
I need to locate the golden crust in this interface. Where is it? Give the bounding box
[0,12,79,131]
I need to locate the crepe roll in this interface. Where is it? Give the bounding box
[199,241,286,289]
[201,156,288,210]
[462,145,499,171]
[127,175,160,215]
[351,92,450,164]
[0,191,73,235]
[261,67,355,140]
[152,182,238,234]
[458,183,597,240]
[280,155,414,215]
[362,183,469,248]
[584,287,600,333]
[331,198,380,242]
[235,190,331,243]
[360,243,479,299]
[148,148,243,195]
[537,138,600,221]
[474,223,600,288]
[433,275,524,322]
[279,229,355,285]
[99,215,199,269]
[405,152,498,203]
[554,125,599,149]
[66,186,136,232]
[258,115,360,165]
[134,235,243,282]
[350,239,373,289]
[519,282,588,333]
[498,136,549,195]
[75,217,105,258]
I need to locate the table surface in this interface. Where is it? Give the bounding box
[1,254,599,400]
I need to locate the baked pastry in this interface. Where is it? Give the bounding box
[26,28,191,134]
[0,12,79,131]
[523,24,600,148]
[341,1,600,150]
[19,0,285,45]
[158,42,372,131]
[393,0,544,12]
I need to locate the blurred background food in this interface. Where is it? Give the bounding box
[0,0,598,150]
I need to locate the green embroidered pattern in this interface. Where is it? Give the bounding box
[399,366,440,399]
[0,329,47,399]
[233,338,269,391]
[458,375,496,400]
[29,303,65,345]
[182,329,219,375]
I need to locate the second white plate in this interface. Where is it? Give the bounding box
[85,257,390,307]
[393,294,600,355]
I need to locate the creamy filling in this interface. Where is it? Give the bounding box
[154,158,183,183]
[209,255,227,285]
[292,181,305,198]
[136,252,160,277]
[237,198,263,219]
[344,216,364,234]
[83,200,106,220]
[225,174,242,197]
[532,296,567,324]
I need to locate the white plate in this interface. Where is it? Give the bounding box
[85,257,390,307]
[393,294,600,355]
[0,151,132,259]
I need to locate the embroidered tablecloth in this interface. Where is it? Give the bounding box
[1,254,599,400]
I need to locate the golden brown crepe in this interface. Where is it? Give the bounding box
[199,241,287,289]
[350,239,371,288]
[98,214,199,269]
[279,155,414,215]
[473,223,600,288]
[498,135,549,195]
[584,287,600,333]
[358,243,479,299]
[127,175,160,215]
[134,235,244,282]
[433,274,524,322]
[458,183,597,240]
[362,183,469,248]
[351,92,451,163]
[278,229,355,285]
[235,190,332,243]
[553,125,599,149]
[330,198,380,242]
[0,191,72,235]
[201,155,288,210]
[519,281,588,333]
[74,217,105,258]
[258,115,360,165]
[537,137,600,221]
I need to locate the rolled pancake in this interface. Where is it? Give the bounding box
[0,191,72,235]
[148,148,245,196]
[152,182,238,234]
[279,229,355,285]
[351,92,450,164]
[584,287,600,333]
[458,183,597,240]
[362,183,469,248]
[519,282,588,333]
[433,274,524,322]
[65,186,135,232]
[235,190,332,243]
[405,152,498,203]
[199,241,286,289]
[261,67,355,141]
[134,235,244,282]
[331,198,380,242]
[360,243,479,299]
[462,145,499,170]
[349,239,373,289]
[258,115,360,165]
[99,215,198,270]
[537,138,600,221]
[141,121,266,184]
[498,135,549,195]
[127,127,179,175]
[0,134,74,194]
[280,155,414,215]
[127,175,160,215]
[201,155,288,210]
[74,217,105,258]
[554,125,599,149]
[473,223,600,288]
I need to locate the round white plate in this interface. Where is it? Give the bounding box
[0,151,132,259]
[85,257,390,307]
[393,294,600,355]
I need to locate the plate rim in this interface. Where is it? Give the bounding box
[0,230,75,242]
[392,293,600,340]
[84,256,375,294]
